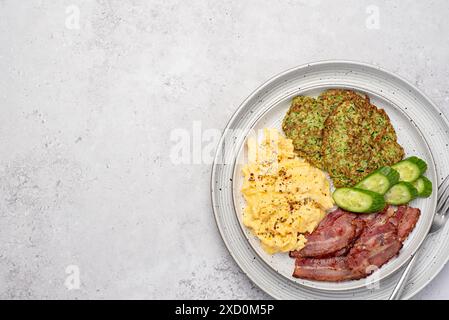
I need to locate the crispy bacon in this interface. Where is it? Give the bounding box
[290,209,361,258]
[311,218,367,259]
[312,247,350,259]
[347,210,402,273]
[293,257,363,281]
[292,205,419,282]
[352,218,366,241]
[395,206,421,242]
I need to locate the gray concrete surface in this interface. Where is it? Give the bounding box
[1,0,449,299]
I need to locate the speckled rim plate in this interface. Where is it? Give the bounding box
[211,60,449,299]
[231,86,437,292]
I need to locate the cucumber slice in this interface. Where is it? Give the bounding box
[333,188,386,213]
[391,156,427,182]
[412,176,433,198]
[385,182,419,205]
[355,166,400,195]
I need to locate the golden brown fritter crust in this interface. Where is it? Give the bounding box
[318,89,370,108]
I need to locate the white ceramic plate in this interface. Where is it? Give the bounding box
[212,61,449,299]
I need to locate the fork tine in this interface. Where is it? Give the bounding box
[436,185,449,213]
[438,175,449,192]
[437,176,449,212]
[441,197,449,216]
[437,187,449,212]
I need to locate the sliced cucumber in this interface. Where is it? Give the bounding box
[391,156,427,182]
[355,166,400,195]
[385,182,418,205]
[412,176,433,198]
[333,188,386,213]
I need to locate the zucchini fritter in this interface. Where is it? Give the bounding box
[282,89,371,168]
[318,89,370,108]
[282,89,404,188]
[322,99,404,187]
[282,96,329,168]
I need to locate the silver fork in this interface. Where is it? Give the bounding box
[389,175,449,300]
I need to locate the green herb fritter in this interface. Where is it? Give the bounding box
[282,89,404,188]
[318,89,370,109]
[282,89,371,169]
[282,96,329,168]
[322,99,404,187]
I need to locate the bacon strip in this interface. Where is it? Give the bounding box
[395,206,421,242]
[293,257,363,282]
[290,209,361,258]
[311,218,366,259]
[292,205,419,282]
[347,210,402,273]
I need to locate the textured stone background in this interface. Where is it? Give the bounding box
[1,0,449,299]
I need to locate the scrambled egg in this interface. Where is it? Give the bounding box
[241,128,334,254]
